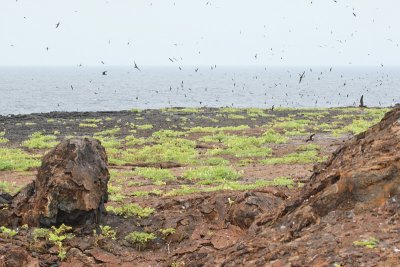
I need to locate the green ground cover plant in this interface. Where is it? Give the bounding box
[183,166,241,182]
[0,132,8,144]
[106,203,154,218]
[22,132,58,149]
[0,148,41,171]
[133,167,175,182]
[125,231,156,250]
[353,237,379,249]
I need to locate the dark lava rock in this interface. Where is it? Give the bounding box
[9,137,110,227]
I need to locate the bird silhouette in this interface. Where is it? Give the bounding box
[102,71,107,75]
[306,134,315,142]
[134,61,141,71]
[56,22,60,28]
[299,71,306,84]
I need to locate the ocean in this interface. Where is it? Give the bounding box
[0,66,399,115]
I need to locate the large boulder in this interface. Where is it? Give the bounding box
[10,137,110,227]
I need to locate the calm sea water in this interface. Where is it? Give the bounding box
[0,66,399,115]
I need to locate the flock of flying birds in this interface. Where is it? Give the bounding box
[7,1,400,110]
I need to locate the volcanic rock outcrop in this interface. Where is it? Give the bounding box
[200,107,400,266]
[6,138,110,227]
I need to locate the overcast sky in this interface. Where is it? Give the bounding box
[1,0,399,67]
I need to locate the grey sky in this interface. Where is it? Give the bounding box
[1,0,399,66]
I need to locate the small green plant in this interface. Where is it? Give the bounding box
[22,132,58,149]
[125,231,156,250]
[0,226,18,238]
[99,225,117,240]
[106,203,154,218]
[159,228,176,238]
[32,228,50,241]
[353,237,379,249]
[48,224,74,261]
[79,123,98,128]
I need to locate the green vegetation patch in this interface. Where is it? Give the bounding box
[0,226,18,238]
[133,167,175,182]
[118,138,197,165]
[332,119,376,136]
[152,130,187,139]
[262,129,287,144]
[94,127,121,137]
[261,150,322,165]
[0,181,20,195]
[0,132,8,144]
[125,231,156,249]
[136,124,153,130]
[186,125,249,133]
[22,132,58,149]
[353,237,379,249]
[79,123,98,128]
[227,114,246,119]
[203,157,230,166]
[0,148,41,171]
[106,203,154,218]
[208,136,272,158]
[183,166,241,182]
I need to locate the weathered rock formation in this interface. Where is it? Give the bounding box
[6,138,110,227]
[200,107,400,266]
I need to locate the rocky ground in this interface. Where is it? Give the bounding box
[0,106,398,267]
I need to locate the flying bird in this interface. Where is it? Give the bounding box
[102,71,108,75]
[306,134,315,142]
[134,61,141,71]
[299,71,306,84]
[56,22,60,28]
